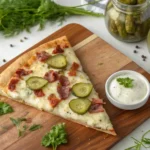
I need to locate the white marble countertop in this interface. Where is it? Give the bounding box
[0,0,149,149]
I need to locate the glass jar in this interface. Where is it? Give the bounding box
[147,30,150,50]
[105,0,150,42]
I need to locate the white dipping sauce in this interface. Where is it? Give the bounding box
[109,73,148,104]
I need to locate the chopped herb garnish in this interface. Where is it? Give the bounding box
[41,123,67,150]
[117,77,134,88]
[10,117,27,126]
[10,117,27,137]
[10,117,42,137]
[19,125,28,137]
[0,102,13,115]
[0,0,102,37]
[125,130,150,150]
[29,124,42,131]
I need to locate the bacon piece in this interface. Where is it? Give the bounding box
[89,104,104,113]
[36,51,50,62]
[52,45,64,54]
[8,78,20,91]
[57,85,70,100]
[34,89,45,97]
[44,70,59,83]
[48,94,60,108]
[92,98,106,105]
[68,62,79,76]
[89,98,105,113]
[15,68,32,78]
[59,75,70,86]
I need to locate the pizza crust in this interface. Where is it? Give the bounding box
[0,94,116,136]
[0,36,71,93]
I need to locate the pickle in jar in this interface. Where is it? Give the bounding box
[135,25,142,38]
[125,15,136,34]
[109,19,118,34]
[133,14,142,24]
[115,13,127,38]
[141,20,150,37]
[135,19,150,39]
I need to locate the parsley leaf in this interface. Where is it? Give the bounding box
[29,124,42,131]
[0,102,13,115]
[0,0,103,37]
[125,130,150,150]
[41,123,67,150]
[117,77,134,88]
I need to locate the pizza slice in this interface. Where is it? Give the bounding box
[0,36,116,135]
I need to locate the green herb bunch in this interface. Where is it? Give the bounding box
[117,77,134,88]
[0,0,102,37]
[125,130,150,150]
[42,123,67,150]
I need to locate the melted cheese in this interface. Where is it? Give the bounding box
[7,47,113,131]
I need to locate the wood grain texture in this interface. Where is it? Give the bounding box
[0,23,150,150]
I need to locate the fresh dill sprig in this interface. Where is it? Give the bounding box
[0,0,103,37]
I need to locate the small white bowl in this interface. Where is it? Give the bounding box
[105,70,150,110]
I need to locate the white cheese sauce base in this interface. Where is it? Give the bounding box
[109,73,148,104]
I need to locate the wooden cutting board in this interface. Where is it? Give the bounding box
[0,23,150,150]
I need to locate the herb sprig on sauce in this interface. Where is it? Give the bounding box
[125,130,150,150]
[117,77,134,88]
